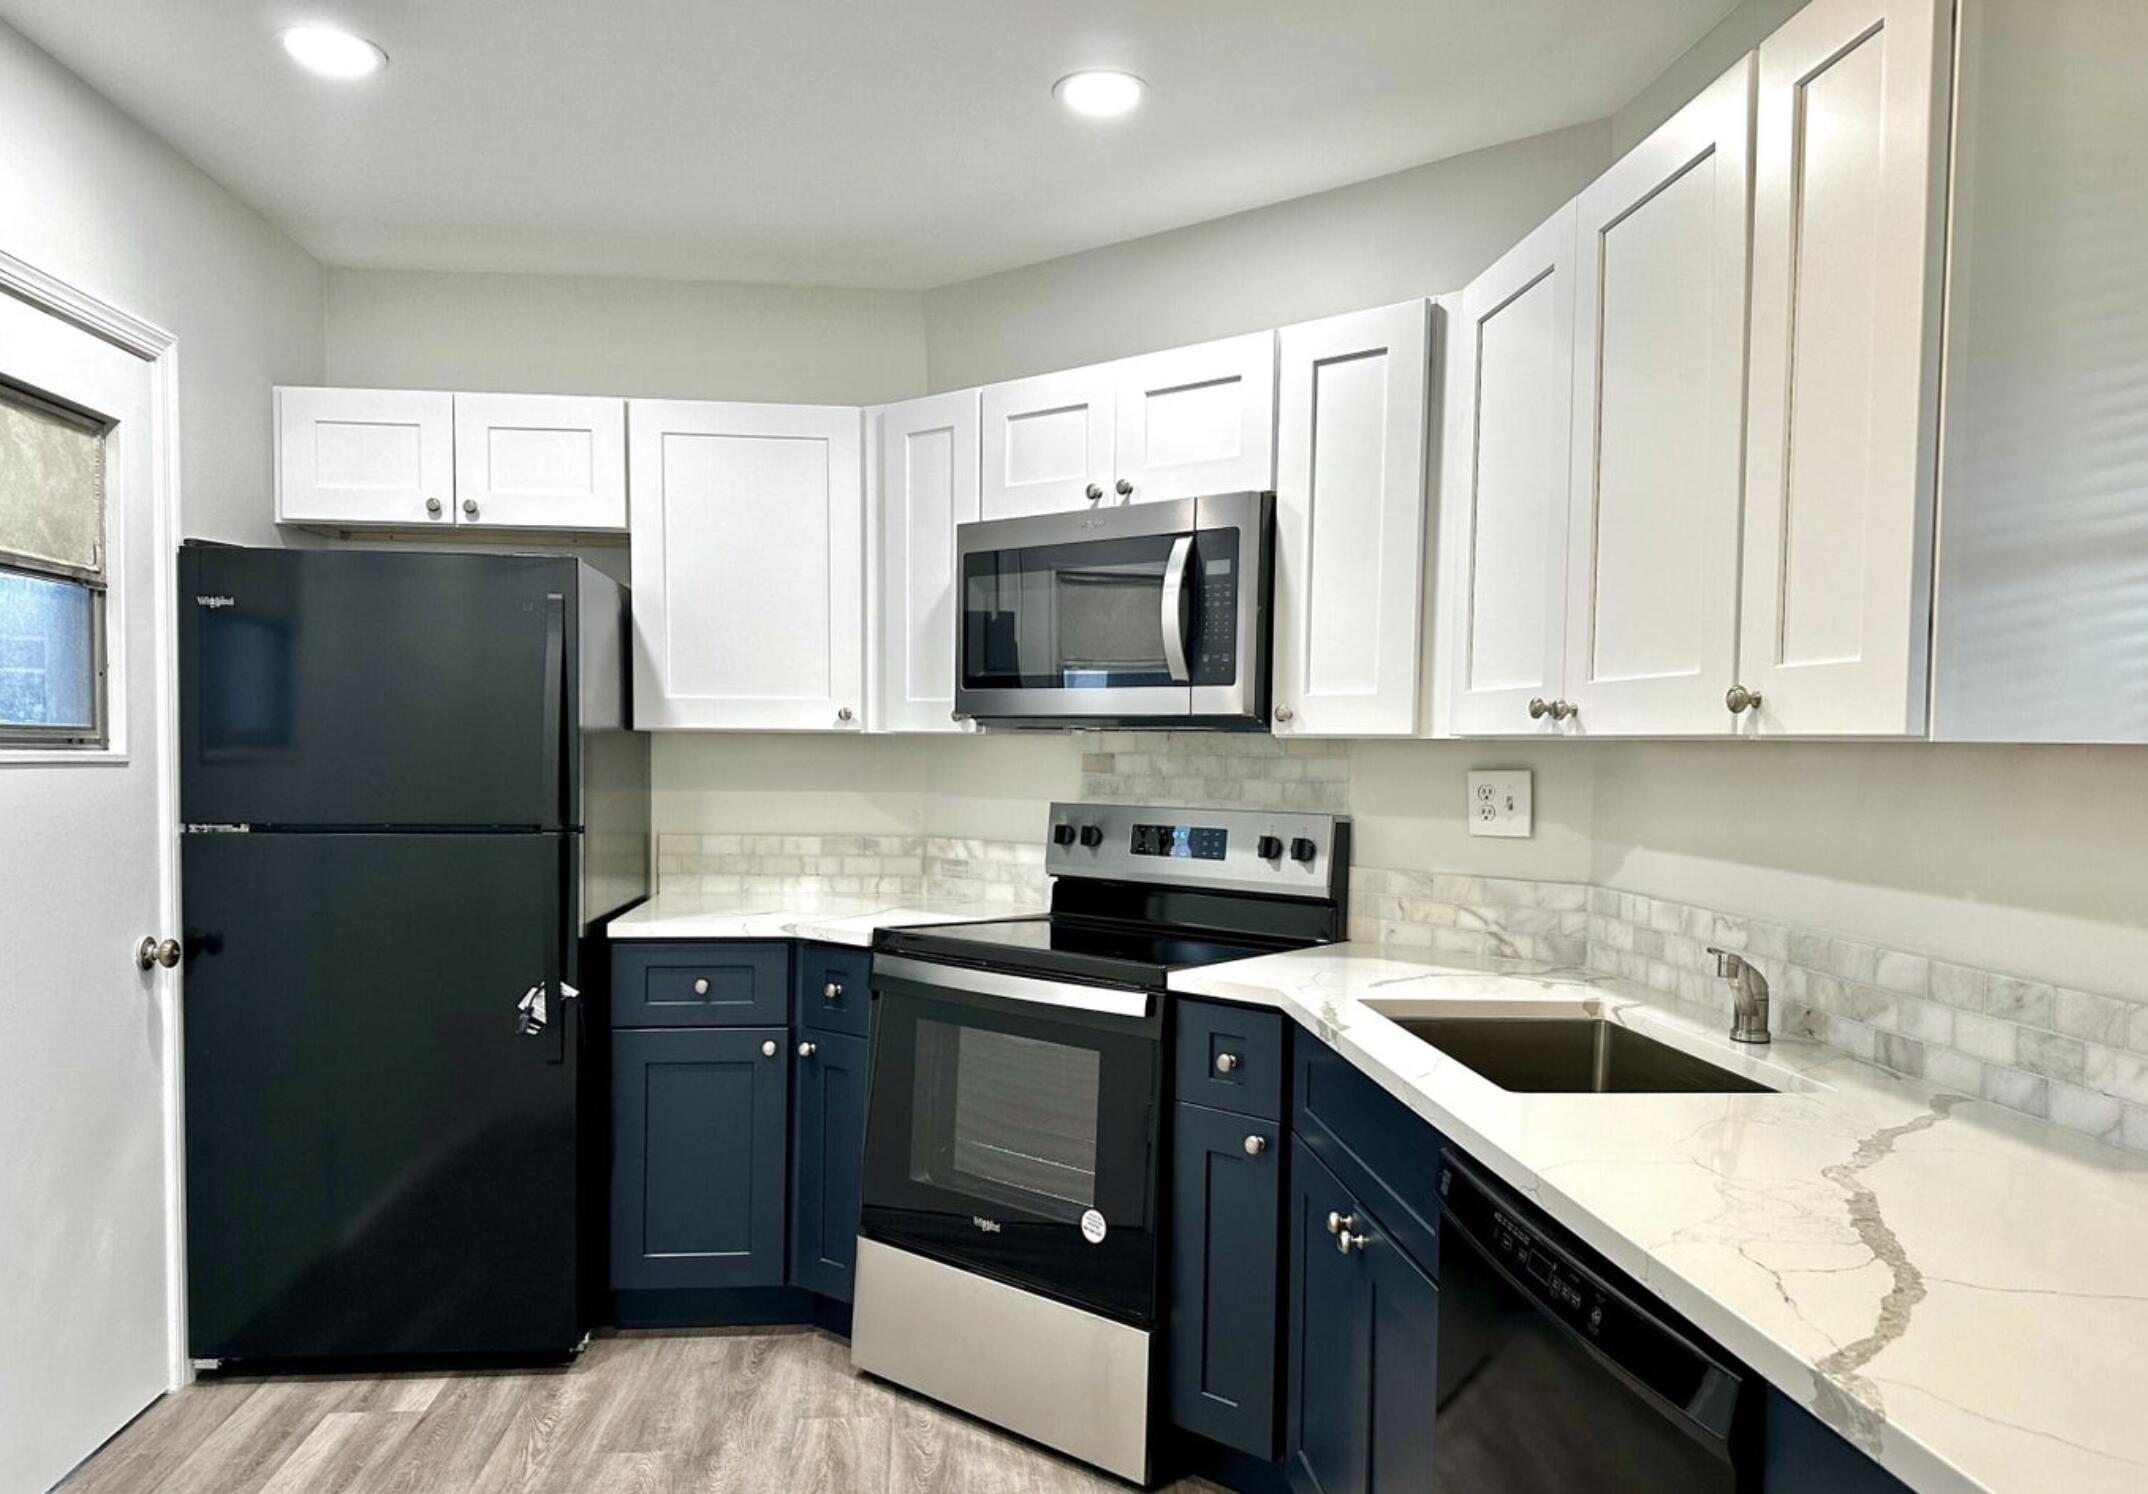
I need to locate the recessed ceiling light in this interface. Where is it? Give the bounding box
[1053,70,1145,119]
[279,25,387,79]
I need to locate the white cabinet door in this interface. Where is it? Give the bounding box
[1271,302,1430,736]
[1449,206,1581,737]
[275,386,454,528]
[979,363,1115,519]
[452,392,626,531]
[876,390,981,733]
[1563,59,1755,736]
[629,400,864,730]
[1112,331,1277,504]
[1738,0,1949,736]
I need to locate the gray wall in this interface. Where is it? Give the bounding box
[0,21,324,546]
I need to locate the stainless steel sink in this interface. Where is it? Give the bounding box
[1384,1013,1776,1095]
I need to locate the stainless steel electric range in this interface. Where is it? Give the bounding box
[850,801,1349,1484]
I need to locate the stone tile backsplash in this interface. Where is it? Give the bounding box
[1077,729,1349,812]
[1346,868,1592,967]
[655,832,1047,907]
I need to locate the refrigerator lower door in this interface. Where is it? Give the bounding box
[182,831,581,1361]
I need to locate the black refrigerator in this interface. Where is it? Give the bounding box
[177,542,649,1365]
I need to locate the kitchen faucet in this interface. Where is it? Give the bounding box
[1705,948,1771,1045]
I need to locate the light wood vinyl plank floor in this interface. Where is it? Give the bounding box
[60,1327,1232,1494]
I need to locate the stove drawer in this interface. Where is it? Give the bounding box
[1174,999,1284,1122]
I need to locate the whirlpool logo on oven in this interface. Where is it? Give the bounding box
[971,1216,1003,1234]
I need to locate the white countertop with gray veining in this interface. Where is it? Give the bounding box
[607,890,1043,949]
[1170,944,2148,1494]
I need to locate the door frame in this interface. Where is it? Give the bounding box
[0,247,188,1388]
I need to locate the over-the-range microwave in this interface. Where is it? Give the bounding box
[953,490,1273,730]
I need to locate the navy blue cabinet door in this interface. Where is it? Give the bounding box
[610,1026,788,1290]
[1288,1138,1373,1494]
[1365,1210,1440,1489]
[1168,1101,1283,1458]
[791,1030,869,1301]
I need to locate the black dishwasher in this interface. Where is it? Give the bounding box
[1435,1152,1755,1492]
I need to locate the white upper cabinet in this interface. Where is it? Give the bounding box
[980,364,1117,519]
[1738,0,1950,736]
[1271,302,1430,736]
[275,386,454,528]
[1562,59,1755,736]
[1111,332,1277,504]
[629,400,864,731]
[875,390,981,733]
[1449,206,1581,737]
[452,392,626,531]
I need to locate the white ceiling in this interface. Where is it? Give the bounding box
[0,0,1739,289]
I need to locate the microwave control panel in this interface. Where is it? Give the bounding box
[1193,538,1240,686]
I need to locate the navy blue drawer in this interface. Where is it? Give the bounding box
[611,942,790,1028]
[1175,998,1286,1122]
[797,943,871,1038]
[1293,1039,1441,1280]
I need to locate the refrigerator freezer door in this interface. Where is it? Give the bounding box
[179,545,582,829]
[182,831,582,1361]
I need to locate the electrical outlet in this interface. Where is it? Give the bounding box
[1467,770,1532,838]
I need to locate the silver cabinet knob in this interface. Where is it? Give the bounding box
[1326,1210,1357,1237]
[824,981,843,1002]
[461,498,478,518]
[1337,1229,1369,1256]
[1214,1052,1241,1075]
[1115,478,1134,498]
[798,1041,818,1059]
[1555,699,1578,721]
[1726,685,1762,715]
[1529,697,1553,720]
[761,1039,778,1058]
[950,710,968,723]
[693,977,709,996]
[1085,483,1104,502]
[424,497,443,517]
[136,936,181,971]
[1274,705,1294,724]
[836,706,854,724]
[1243,1134,1267,1156]
[1531,698,1578,722]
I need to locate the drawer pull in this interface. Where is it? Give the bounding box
[1326,1210,1356,1237]
[1213,1052,1241,1075]
[824,981,844,1002]
[798,1041,818,1059]
[761,1040,778,1058]
[693,978,709,996]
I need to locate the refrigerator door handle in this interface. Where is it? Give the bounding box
[541,592,566,826]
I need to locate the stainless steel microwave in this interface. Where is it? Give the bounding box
[953,491,1273,729]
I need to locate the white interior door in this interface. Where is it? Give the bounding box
[1271,302,1429,736]
[274,386,454,528]
[1450,204,1581,737]
[1739,0,1949,735]
[979,364,1115,519]
[628,399,864,730]
[0,283,175,1492]
[453,392,627,531]
[1565,59,1755,736]
[1111,331,1277,504]
[877,390,980,733]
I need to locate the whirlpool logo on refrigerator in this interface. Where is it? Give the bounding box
[194,595,237,609]
[971,1216,1003,1235]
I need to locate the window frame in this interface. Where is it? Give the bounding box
[0,560,110,750]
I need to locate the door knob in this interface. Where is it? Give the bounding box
[798,1041,818,1059]
[461,498,478,518]
[761,1040,778,1058]
[1115,478,1134,498]
[1243,1134,1267,1156]
[1725,685,1762,715]
[1085,483,1104,502]
[424,497,443,517]
[136,937,181,971]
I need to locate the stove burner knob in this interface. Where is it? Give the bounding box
[1290,837,1318,864]
[1052,823,1076,847]
[1256,834,1284,861]
[1078,824,1105,849]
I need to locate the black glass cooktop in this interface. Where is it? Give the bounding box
[875,914,1286,988]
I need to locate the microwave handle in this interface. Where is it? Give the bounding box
[1161,535,1194,684]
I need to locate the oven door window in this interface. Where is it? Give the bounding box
[862,982,1163,1327]
[962,531,1238,691]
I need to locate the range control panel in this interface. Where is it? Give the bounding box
[1045,801,1346,900]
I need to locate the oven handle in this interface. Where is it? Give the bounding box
[1160,535,1193,684]
[874,954,1153,1019]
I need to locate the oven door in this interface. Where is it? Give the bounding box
[954,491,1270,725]
[862,956,1165,1328]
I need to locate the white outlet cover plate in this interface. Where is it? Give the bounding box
[1467,770,1533,838]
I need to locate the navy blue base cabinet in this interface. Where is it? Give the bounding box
[1169,1101,1284,1456]
[791,1029,868,1302]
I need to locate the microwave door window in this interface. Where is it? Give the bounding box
[962,534,1186,691]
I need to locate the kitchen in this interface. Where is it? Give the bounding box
[1,1,2144,1492]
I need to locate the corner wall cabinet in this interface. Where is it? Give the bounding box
[873,390,982,733]
[627,400,864,731]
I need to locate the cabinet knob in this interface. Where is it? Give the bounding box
[836,706,854,724]
[1274,704,1294,724]
[761,1039,778,1058]
[693,978,709,996]
[1214,1052,1241,1075]
[823,981,843,1002]
[798,1041,818,1059]
[1243,1134,1267,1156]
[461,498,478,518]
[1529,697,1553,720]
[1337,1229,1369,1256]
[1085,483,1104,503]
[1115,478,1134,498]
[1725,685,1762,715]
[1326,1210,1356,1237]
[424,497,443,517]
[950,710,968,723]
[1530,698,1578,722]
[1554,699,1578,721]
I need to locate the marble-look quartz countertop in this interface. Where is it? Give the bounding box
[1172,945,2148,1494]
[607,890,1044,949]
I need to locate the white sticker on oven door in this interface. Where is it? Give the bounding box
[1080,1209,1108,1245]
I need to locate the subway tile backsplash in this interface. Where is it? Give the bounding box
[655,832,1048,906]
